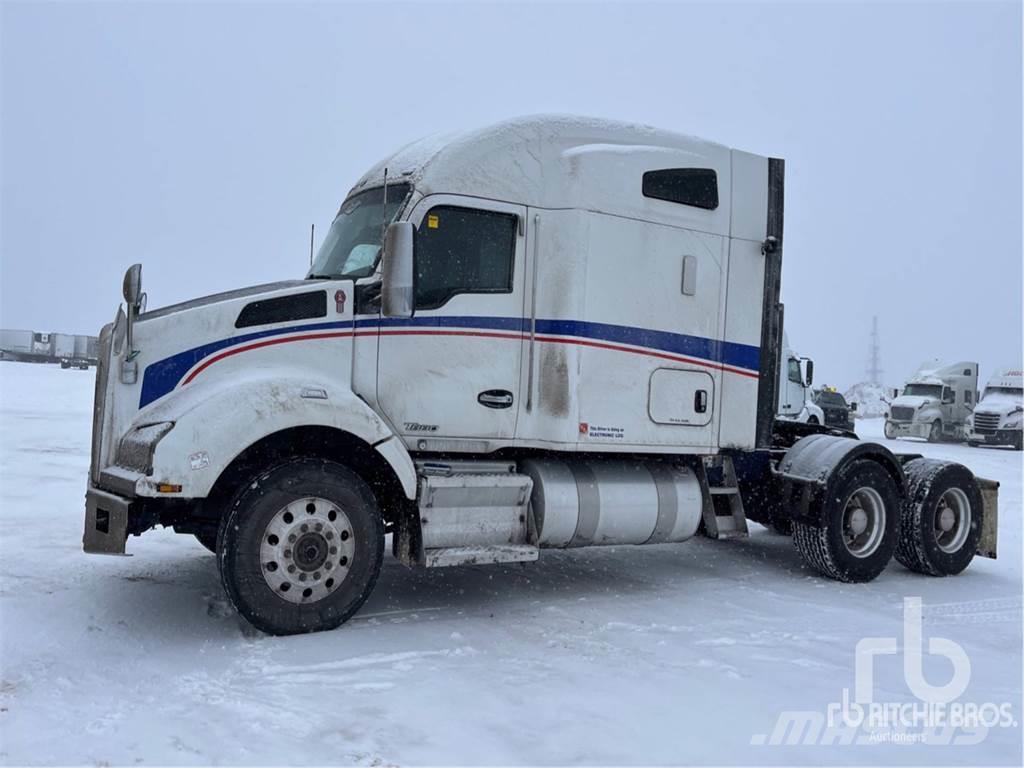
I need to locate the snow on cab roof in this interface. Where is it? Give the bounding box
[347,114,743,226]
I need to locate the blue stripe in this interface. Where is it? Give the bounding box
[139,315,760,408]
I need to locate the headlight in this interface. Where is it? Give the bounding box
[116,422,174,474]
[1005,414,1023,429]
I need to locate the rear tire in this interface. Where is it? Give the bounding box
[792,460,900,582]
[218,458,383,635]
[927,420,942,443]
[896,459,982,576]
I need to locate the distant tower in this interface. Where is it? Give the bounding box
[866,316,883,386]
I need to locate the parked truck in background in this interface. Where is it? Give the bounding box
[82,115,998,635]
[885,361,979,443]
[776,333,825,425]
[813,386,856,430]
[968,368,1023,450]
[0,329,97,368]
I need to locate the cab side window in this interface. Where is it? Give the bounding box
[787,358,802,384]
[415,206,516,310]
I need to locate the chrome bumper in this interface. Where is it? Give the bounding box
[83,485,134,555]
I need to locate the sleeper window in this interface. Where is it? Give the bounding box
[415,206,516,310]
[642,169,719,210]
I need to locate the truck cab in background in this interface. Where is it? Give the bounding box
[968,368,1023,450]
[885,361,978,443]
[776,334,824,425]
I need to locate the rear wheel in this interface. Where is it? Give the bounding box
[793,460,900,582]
[218,458,383,635]
[927,420,942,443]
[896,458,982,576]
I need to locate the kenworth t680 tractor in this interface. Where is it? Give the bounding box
[83,116,998,635]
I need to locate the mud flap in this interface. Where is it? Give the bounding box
[976,477,999,559]
[83,486,133,555]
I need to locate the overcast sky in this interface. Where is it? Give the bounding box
[2,1,1020,388]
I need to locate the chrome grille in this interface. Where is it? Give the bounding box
[890,406,915,421]
[90,324,113,485]
[973,412,1002,433]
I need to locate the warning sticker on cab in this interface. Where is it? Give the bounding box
[580,423,625,440]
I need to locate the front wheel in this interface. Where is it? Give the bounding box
[218,458,383,635]
[927,420,942,443]
[793,459,900,582]
[884,421,896,439]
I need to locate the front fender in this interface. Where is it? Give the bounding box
[128,370,415,499]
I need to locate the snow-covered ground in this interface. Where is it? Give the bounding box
[1,363,1020,765]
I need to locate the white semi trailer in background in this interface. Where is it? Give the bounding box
[885,360,979,443]
[968,367,1023,450]
[82,116,998,635]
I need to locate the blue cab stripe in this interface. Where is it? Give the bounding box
[139,315,760,408]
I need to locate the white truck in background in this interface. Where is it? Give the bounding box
[885,361,979,443]
[776,333,825,425]
[82,115,998,635]
[968,368,1023,450]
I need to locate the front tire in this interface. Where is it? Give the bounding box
[884,421,896,439]
[928,420,942,443]
[793,459,900,582]
[896,459,982,576]
[218,458,383,635]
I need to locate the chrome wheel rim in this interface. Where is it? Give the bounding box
[934,487,970,554]
[260,497,355,604]
[842,486,886,558]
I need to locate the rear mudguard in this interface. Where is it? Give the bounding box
[776,433,906,528]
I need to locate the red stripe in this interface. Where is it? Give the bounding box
[181,331,354,385]
[180,327,759,387]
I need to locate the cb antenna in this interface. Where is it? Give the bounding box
[309,223,315,268]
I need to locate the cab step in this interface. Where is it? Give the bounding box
[425,544,539,568]
[699,455,749,539]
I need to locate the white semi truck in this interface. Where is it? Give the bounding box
[83,116,998,635]
[776,333,825,425]
[968,367,1023,450]
[885,361,979,443]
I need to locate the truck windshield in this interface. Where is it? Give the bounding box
[308,184,411,280]
[902,384,942,398]
[982,386,1023,400]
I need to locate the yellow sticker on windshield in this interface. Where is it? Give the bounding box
[427,214,439,229]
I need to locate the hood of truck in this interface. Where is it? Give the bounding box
[891,395,937,410]
[91,279,358,481]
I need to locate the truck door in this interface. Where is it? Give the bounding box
[376,196,527,444]
[778,356,805,417]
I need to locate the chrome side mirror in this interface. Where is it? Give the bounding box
[123,263,143,309]
[120,264,143,384]
[801,358,814,388]
[381,222,414,318]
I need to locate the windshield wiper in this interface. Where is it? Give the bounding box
[306,273,337,280]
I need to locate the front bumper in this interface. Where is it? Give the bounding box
[886,420,930,439]
[83,485,136,555]
[969,428,1021,447]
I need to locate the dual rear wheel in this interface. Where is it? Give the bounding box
[792,458,982,582]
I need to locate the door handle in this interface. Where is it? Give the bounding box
[694,389,708,413]
[478,390,514,409]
